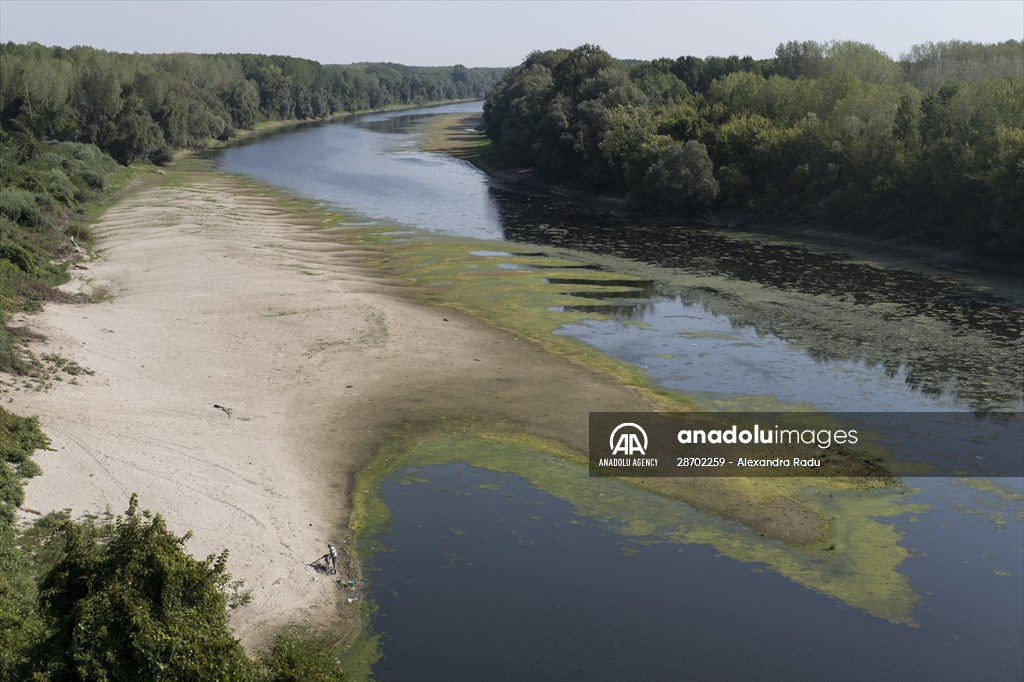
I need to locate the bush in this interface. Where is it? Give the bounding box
[260,626,348,679]
[42,168,76,205]
[262,629,346,682]
[0,407,49,523]
[32,495,259,681]
[79,168,107,190]
[0,521,45,680]
[0,242,37,274]
[0,187,43,227]
[0,323,15,375]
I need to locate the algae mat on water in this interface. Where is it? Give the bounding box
[353,427,924,626]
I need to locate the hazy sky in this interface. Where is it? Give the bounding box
[1,1,1021,66]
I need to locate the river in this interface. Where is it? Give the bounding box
[214,102,1023,681]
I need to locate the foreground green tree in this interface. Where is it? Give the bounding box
[31,494,257,681]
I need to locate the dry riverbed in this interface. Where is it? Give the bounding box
[4,162,659,649]
[5,149,923,654]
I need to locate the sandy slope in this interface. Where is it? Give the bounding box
[6,169,651,648]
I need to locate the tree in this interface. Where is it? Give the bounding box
[825,41,902,86]
[643,140,720,210]
[774,41,826,80]
[73,52,124,149]
[32,495,257,681]
[106,93,167,165]
[226,80,260,130]
[599,104,668,195]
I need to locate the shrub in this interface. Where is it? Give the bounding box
[262,629,347,682]
[42,168,76,205]
[0,242,37,274]
[79,168,107,190]
[32,495,259,681]
[0,521,45,680]
[0,407,49,522]
[0,187,43,227]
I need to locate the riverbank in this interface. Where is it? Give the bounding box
[420,112,1024,284]
[4,159,665,651]
[176,98,483,160]
[419,112,632,211]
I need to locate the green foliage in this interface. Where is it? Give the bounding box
[0,134,125,374]
[484,45,646,189]
[1,490,355,682]
[0,241,38,274]
[774,41,826,80]
[643,141,720,210]
[1,511,69,682]
[261,628,347,682]
[902,40,1024,89]
[0,187,45,227]
[484,41,1024,262]
[599,104,669,195]
[0,521,45,681]
[0,409,51,680]
[1,43,506,164]
[0,407,50,523]
[106,94,167,165]
[32,494,258,681]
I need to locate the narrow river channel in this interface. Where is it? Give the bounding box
[214,102,1023,681]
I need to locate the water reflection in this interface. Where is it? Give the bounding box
[486,188,1021,411]
[213,103,1023,412]
[369,461,1023,682]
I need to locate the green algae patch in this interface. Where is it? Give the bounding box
[952,477,1024,525]
[957,477,1024,504]
[353,424,924,626]
[351,234,696,411]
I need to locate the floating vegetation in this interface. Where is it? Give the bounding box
[354,425,925,625]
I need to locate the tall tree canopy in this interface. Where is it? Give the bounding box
[483,41,1024,262]
[0,43,506,164]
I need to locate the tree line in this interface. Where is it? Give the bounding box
[483,40,1024,262]
[0,45,504,372]
[0,42,505,163]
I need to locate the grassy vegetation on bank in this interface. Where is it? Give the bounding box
[0,133,139,373]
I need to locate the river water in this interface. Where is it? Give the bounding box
[214,102,1023,681]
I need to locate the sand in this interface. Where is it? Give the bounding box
[6,168,653,648]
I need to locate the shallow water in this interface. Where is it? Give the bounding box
[214,104,1023,680]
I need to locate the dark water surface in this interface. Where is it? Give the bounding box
[370,463,1021,682]
[214,104,1024,681]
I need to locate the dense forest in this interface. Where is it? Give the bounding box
[0,43,505,163]
[483,40,1024,262]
